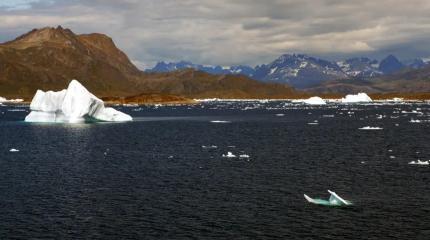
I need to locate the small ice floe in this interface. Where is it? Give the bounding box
[275,113,285,117]
[307,120,319,125]
[202,145,218,149]
[222,152,236,158]
[7,109,27,112]
[408,160,429,165]
[239,154,250,159]
[304,190,352,206]
[210,120,231,123]
[358,126,383,130]
[9,148,19,152]
[409,119,421,123]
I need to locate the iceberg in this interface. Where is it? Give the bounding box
[222,152,237,158]
[341,93,372,103]
[25,80,132,123]
[408,160,429,165]
[210,120,231,123]
[293,96,326,105]
[304,190,352,206]
[303,96,326,105]
[358,126,383,130]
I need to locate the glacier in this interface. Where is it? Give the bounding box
[25,80,132,123]
[304,190,352,206]
[341,93,372,103]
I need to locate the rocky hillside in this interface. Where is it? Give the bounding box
[0,26,301,100]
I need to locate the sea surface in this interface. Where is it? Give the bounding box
[0,101,430,239]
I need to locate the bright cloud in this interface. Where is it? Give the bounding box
[1,0,430,68]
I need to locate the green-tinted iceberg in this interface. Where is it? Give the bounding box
[304,190,352,206]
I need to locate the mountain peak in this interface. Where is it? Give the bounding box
[379,55,404,74]
[3,26,78,48]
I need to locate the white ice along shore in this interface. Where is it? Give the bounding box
[341,93,372,103]
[25,80,132,123]
[0,97,24,104]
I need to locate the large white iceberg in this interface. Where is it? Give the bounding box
[25,80,132,123]
[341,93,372,103]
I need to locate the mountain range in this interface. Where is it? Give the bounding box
[0,26,304,100]
[0,26,429,100]
[147,54,429,89]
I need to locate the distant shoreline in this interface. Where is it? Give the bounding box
[3,95,429,106]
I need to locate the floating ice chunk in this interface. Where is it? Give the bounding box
[202,145,218,149]
[210,120,231,123]
[410,119,421,123]
[25,80,132,123]
[222,152,236,158]
[294,96,326,105]
[359,126,383,130]
[341,93,372,103]
[304,97,326,105]
[308,120,319,125]
[408,160,429,165]
[304,190,352,206]
[9,148,19,152]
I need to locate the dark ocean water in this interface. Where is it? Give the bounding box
[0,101,430,239]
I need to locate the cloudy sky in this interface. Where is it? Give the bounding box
[1,0,430,69]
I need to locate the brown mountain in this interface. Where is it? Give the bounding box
[307,66,430,94]
[0,26,303,100]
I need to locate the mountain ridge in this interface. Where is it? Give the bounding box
[147,54,429,89]
[0,26,304,100]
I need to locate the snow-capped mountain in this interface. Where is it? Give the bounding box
[147,54,429,89]
[146,61,255,77]
[253,54,347,88]
[337,57,382,78]
[405,58,427,69]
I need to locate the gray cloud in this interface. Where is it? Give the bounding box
[1,0,430,68]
